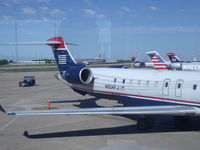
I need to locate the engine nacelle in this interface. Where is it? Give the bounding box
[64,67,93,84]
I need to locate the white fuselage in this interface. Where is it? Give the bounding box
[170,62,200,71]
[71,68,200,107]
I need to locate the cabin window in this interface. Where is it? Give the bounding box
[165,82,168,87]
[114,78,116,83]
[123,79,125,84]
[193,84,197,90]
[177,83,181,89]
[146,80,150,86]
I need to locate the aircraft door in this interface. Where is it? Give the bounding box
[162,79,171,96]
[175,80,183,97]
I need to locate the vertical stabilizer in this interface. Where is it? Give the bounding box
[166,53,181,63]
[131,56,140,63]
[146,51,169,70]
[47,37,84,72]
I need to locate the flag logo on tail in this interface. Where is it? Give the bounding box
[58,55,67,64]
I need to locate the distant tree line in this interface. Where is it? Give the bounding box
[0,59,9,65]
[116,59,131,63]
[32,59,55,64]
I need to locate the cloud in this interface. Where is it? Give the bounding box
[84,0,93,6]
[112,26,200,34]
[36,0,50,3]
[96,14,106,19]
[83,9,106,19]
[83,9,96,17]
[22,7,36,15]
[2,2,12,8]
[2,15,14,20]
[149,5,158,11]
[50,9,65,16]
[40,6,48,11]
[120,6,131,13]
[22,16,51,23]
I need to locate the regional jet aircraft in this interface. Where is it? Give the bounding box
[166,53,200,71]
[146,51,170,70]
[130,56,154,68]
[146,51,200,72]
[76,53,105,65]
[1,37,200,130]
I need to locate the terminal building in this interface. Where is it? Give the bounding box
[16,60,55,65]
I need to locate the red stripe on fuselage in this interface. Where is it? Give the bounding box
[155,67,169,69]
[154,64,168,66]
[72,86,200,105]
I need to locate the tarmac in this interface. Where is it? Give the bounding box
[1,71,200,150]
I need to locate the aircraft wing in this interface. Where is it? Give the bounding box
[0,105,199,116]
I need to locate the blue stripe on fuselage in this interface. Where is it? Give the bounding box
[73,88,199,107]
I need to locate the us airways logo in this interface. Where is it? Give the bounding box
[58,55,66,64]
[105,84,125,90]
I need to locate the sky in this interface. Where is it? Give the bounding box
[0,0,200,61]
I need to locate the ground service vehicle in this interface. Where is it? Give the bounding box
[19,76,35,87]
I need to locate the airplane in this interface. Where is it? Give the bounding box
[1,36,200,131]
[76,53,105,65]
[166,53,200,71]
[145,51,170,70]
[146,51,200,71]
[130,56,154,68]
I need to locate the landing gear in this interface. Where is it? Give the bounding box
[137,117,154,130]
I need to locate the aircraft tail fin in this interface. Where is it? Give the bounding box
[4,37,84,72]
[166,53,181,63]
[130,56,141,68]
[46,37,84,72]
[146,51,169,70]
[131,56,140,63]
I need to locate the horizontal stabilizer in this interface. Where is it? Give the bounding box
[2,41,61,45]
[1,41,78,46]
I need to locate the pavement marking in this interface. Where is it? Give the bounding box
[0,116,19,132]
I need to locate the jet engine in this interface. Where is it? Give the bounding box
[170,63,182,70]
[64,67,93,84]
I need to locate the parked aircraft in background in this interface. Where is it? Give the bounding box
[145,51,170,70]
[166,53,200,71]
[130,56,154,68]
[76,53,105,65]
[2,37,200,131]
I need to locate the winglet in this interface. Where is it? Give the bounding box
[0,105,6,113]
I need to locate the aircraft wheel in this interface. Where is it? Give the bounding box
[137,117,154,130]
